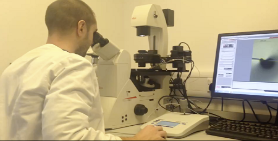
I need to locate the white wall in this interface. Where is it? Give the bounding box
[122,0,278,76]
[0,0,125,75]
[0,0,49,74]
[2,0,278,77]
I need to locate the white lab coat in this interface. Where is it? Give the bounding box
[0,44,121,140]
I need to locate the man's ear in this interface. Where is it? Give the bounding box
[77,20,86,37]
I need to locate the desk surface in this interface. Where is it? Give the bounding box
[106,125,236,140]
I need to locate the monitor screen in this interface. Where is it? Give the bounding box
[213,30,278,100]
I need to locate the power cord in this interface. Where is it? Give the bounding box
[246,100,261,123]
[200,96,213,114]
[168,42,218,117]
[261,101,274,123]
[241,100,246,122]
[173,72,193,110]
[241,100,273,123]
[157,95,181,112]
[188,99,202,109]
[182,95,216,116]
[221,97,224,111]
[266,104,272,123]
[182,61,194,85]
[169,72,175,84]
[188,97,274,124]
[179,42,191,51]
[168,42,194,112]
[188,64,201,84]
[265,103,278,111]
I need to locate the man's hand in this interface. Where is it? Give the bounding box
[121,125,167,140]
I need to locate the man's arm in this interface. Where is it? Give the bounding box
[42,57,121,140]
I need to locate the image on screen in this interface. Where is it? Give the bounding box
[250,38,278,83]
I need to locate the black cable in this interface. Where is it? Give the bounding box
[169,72,174,83]
[178,89,184,97]
[158,90,174,111]
[170,43,193,111]
[171,86,181,112]
[203,100,272,123]
[266,103,278,111]
[190,98,273,123]
[261,101,273,123]
[172,88,176,96]
[241,100,246,122]
[266,104,272,123]
[158,96,169,111]
[264,104,277,123]
[179,72,183,77]
[180,74,193,110]
[246,100,261,123]
[158,91,182,112]
[183,61,194,85]
[177,88,198,107]
[200,96,213,114]
[158,96,180,111]
[188,96,278,104]
[170,96,181,112]
[177,100,181,112]
[221,97,224,111]
[179,42,191,51]
[173,71,193,111]
[169,96,181,112]
[169,98,174,111]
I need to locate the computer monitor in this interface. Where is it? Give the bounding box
[212,30,278,102]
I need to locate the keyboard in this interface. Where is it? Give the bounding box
[206,119,278,140]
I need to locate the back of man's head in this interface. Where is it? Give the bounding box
[45,0,96,36]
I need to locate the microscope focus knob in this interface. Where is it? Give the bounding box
[134,104,148,116]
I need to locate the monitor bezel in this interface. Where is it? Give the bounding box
[212,29,278,102]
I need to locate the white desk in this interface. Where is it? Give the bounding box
[106,125,236,140]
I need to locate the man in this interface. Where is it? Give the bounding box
[0,0,167,140]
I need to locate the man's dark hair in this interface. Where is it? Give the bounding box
[45,0,96,35]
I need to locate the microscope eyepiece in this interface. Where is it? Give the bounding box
[91,32,109,47]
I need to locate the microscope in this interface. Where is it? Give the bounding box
[89,4,192,129]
